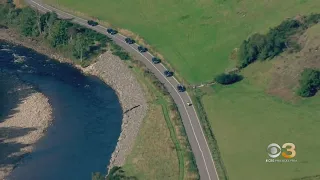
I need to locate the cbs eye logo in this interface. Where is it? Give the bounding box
[267,143,296,159]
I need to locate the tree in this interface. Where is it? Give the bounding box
[40,12,58,37]
[237,17,317,68]
[73,33,91,61]
[215,73,243,85]
[19,7,39,37]
[48,19,70,47]
[298,69,320,97]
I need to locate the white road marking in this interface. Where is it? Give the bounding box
[118,33,126,38]
[29,1,219,179]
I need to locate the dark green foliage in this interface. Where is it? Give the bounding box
[19,7,39,36]
[297,69,320,97]
[0,4,116,65]
[48,20,70,47]
[112,51,130,60]
[106,167,137,180]
[304,13,320,26]
[72,33,91,61]
[40,12,58,36]
[215,73,243,85]
[110,43,130,60]
[239,14,320,68]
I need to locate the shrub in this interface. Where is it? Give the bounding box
[298,69,320,97]
[112,51,130,60]
[215,73,243,85]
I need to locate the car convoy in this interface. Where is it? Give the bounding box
[87,20,190,104]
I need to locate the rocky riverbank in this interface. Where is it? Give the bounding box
[83,54,147,170]
[0,71,53,179]
[0,28,148,170]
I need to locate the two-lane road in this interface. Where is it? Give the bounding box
[25,1,220,179]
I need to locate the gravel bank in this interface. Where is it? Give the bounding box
[0,28,148,170]
[83,53,147,170]
[0,72,53,180]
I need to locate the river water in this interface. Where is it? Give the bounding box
[0,41,122,180]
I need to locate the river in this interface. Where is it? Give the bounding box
[0,41,123,180]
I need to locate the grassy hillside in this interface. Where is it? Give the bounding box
[202,24,320,180]
[45,0,320,83]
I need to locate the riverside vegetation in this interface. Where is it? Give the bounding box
[1,1,199,179]
[0,1,130,67]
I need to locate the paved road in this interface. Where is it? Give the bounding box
[25,1,220,179]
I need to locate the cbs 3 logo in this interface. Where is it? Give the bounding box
[267,143,296,159]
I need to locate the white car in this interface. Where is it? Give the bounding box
[187,102,192,106]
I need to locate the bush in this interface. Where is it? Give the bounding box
[298,69,320,97]
[110,43,130,60]
[215,73,243,85]
[112,51,130,60]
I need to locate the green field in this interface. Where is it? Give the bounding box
[45,0,320,83]
[203,82,320,180]
[201,24,320,179]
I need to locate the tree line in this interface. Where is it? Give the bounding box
[238,14,320,68]
[0,1,130,65]
[214,14,320,89]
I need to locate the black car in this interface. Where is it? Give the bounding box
[152,57,161,64]
[177,85,186,92]
[107,28,118,35]
[87,20,98,26]
[125,37,135,44]
[138,46,148,53]
[164,70,174,77]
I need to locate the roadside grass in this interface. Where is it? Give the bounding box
[121,58,199,180]
[44,0,320,83]
[190,88,228,180]
[122,103,180,180]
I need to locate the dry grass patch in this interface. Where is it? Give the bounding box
[124,104,179,180]
[13,0,25,8]
[267,24,320,101]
